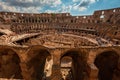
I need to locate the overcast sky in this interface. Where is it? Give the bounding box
[0,0,120,15]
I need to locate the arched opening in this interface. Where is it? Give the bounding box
[61,56,72,80]
[0,49,23,79]
[0,32,4,36]
[60,50,87,80]
[44,55,53,79]
[94,51,119,80]
[27,49,51,80]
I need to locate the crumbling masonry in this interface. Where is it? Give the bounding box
[0,8,120,80]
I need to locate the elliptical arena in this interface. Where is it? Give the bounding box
[0,8,120,80]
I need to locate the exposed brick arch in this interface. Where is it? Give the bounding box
[27,46,50,60]
[60,49,87,80]
[60,56,72,80]
[0,48,23,79]
[21,46,51,80]
[97,48,120,56]
[94,50,119,80]
[88,48,120,64]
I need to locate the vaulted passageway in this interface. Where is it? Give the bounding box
[61,56,72,80]
[94,51,119,80]
[0,49,23,79]
[27,49,51,80]
[60,50,87,80]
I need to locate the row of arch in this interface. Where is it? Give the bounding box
[0,48,120,80]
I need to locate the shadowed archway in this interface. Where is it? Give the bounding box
[94,51,119,80]
[61,56,72,79]
[27,48,51,80]
[0,48,23,79]
[60,50,87,80]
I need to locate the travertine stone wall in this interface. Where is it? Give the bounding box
[0,46,120,80]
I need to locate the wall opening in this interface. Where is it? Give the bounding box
[0,32,4,36]
[28,49,51,80]
[61,56,72,80]
[94,51,119,80]
[44,55,53,79]
[0,49,23,79]
[60,50,87,80]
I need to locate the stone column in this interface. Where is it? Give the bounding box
[113,58,120,80]
[24,17,25,23]
[30,17,32,23]
[20,62,35,80]
[50,49,62,80]
[34,18,35,23]
[18,50,35,80]
[87,63,98,80]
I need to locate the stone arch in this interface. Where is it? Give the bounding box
[94,50,119,80]
[0,48,23,79]
[60,49,87,80]
[88,48,120,64]
[26,46,51,80]
[60,56,72,80]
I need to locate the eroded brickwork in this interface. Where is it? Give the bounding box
[0,46,120,80]
[0,8,120,80]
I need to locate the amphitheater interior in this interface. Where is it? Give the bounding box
[0,7,120,80]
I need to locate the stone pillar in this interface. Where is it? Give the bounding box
[113,58,120,80]
[19,19,20,23]
[34,17,36,23]
[24,18,26,23]
[30,17,32,23]
[37,17,39,23]
[87,63,98,80]
[50,49,62,80]
[18,50,35,80]
[20,62,35,80]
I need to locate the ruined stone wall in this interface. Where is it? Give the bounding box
[93,8,120,24]
[0,46,120,80]
[0,8,119,33]
[0,8,120,43]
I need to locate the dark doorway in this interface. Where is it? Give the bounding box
[0,49,23,79]
[60,50,87,80]
[28,49,51,80]
[61,56,72,80]
[94,51,119,80]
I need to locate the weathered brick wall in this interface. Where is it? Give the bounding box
[0,46,120,80]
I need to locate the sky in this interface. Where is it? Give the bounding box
[0,0,119,16]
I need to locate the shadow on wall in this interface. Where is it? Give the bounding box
[94,51,119,80]
[0,49,23,79]
[60,50,87,80]
[27,49,51,80]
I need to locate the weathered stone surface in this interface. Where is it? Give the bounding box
[0,7,120,80]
